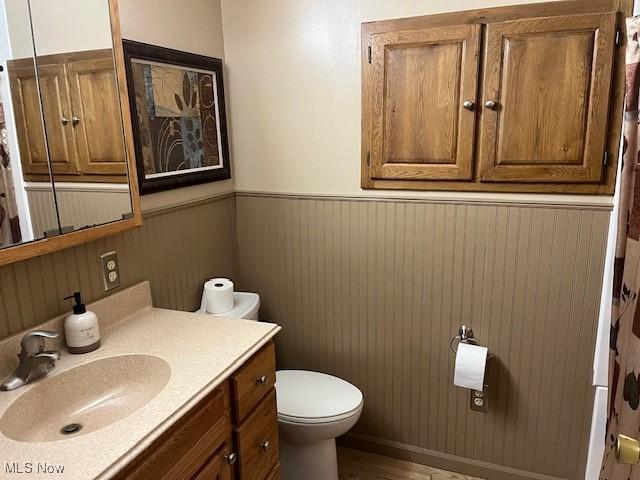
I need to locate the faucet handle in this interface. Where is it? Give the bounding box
[20,330,59,355]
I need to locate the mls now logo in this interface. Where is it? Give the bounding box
[5,462,65,475]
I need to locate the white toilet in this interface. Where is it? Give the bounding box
[198,291,363,480]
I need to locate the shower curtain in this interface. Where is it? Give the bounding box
[602,16,640,479]
[0,100,22,246]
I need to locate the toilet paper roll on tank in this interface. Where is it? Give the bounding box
[201,278,234,314]
[454,343,488,391]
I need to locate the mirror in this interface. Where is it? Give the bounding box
[29,0,133,232]
[0,0,59,246]
[0,0,137,260]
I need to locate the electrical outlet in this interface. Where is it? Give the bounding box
[100,251,121,291]
[470,388,488,413]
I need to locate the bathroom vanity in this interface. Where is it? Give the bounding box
[114,342,279,480]
[0,282,281,479]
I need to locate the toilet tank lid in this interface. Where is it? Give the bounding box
[198,292,260,318]
[275,370,363,423]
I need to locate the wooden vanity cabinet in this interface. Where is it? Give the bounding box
[8,49,127,183]
[113,341,280,480]
[362,1,628,194]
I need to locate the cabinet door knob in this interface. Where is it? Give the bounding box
[462,100,474,111]
[259,440,270,451]
[484,100,498,110]
[257,375,268,386]
[72,116,80,126]
[224,452,237,465]
[60,116,69,126]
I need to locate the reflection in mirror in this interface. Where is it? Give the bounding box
[29,0,133,232]
[0,0,59,247]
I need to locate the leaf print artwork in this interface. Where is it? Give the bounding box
[125,41,230,193]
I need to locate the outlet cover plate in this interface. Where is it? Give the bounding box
[100,251,121,291]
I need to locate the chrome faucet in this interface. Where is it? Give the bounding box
[0,330,61,391]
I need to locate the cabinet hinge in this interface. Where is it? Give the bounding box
[367,45,372,64]
[603,151,610,167]
[366,151,371,167]
[615,29,622,47]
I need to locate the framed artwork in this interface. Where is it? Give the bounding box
[122,40,231,194]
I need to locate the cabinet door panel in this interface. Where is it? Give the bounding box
[192,443,233,480]
[478,13,616,183]
[8,65,49,176]
[37,64,79,176]
[368,24,480,180]
[10,63,78,177]
[67,55,127,176]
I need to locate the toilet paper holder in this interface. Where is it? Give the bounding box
[450,325,478,354]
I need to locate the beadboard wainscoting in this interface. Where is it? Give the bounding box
[235,193,611,480]
[0,193,238,340]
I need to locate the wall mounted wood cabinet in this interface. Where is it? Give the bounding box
[9,49,127,183]
[361,1,628,194]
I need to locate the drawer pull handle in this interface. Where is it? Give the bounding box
[257,375,268,386]
[260,440,270,451]
[224,452,237,465]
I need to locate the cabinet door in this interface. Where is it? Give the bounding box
[8,64,49,177]
[191,443,233,480]
[37,64,79,176]
[66,55,127,176]
[478,13,616,183]
[367,24,480,181]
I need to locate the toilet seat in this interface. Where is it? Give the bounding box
[275,370,363,425]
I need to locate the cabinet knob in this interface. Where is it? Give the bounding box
[484,100,498,110]
[462,100,474,111]
[72,116,80,127]
[224,452,237,465]
[257,375,268,386]
[60,116,69,126]
[259,440,270,451]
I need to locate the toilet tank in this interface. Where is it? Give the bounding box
[197,292,260,320]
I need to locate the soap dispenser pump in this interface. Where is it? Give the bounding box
[63,292,100,354]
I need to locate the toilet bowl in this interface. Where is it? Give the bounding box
[198,289,363,480]
[276,370,363,480]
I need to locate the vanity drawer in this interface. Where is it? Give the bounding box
[231,341,276,423]
[115,383,232,480]
[234,389,279,480]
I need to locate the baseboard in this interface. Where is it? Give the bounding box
[338,433,566,480]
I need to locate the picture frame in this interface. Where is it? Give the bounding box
[122,40,231,194]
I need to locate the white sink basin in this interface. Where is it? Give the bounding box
[0,354,171,443]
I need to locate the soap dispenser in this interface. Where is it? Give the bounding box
[63,292,101,354]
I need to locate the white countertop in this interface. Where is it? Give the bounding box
[0,282,281,479]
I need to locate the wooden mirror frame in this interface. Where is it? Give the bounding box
[0,0,142,267]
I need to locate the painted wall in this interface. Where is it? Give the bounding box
[29,0,113,56]
[119,0,235,211]
[223,1,613,478]
[237,194,609,480]
[219,0,614,206]
[0,195,237,340]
